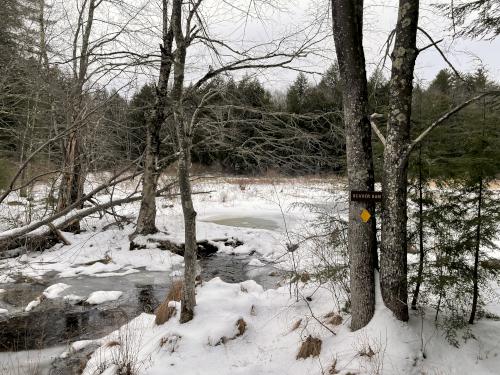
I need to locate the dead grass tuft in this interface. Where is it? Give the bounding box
[236,318,247,337]
[105,340,121,348]
[155,280,183,325]
[213,318,248,346]
[324,312,343,326]
[166,280,183,302]
[289,319,302,332]
[328,358,339,374]
[296,335,322,359]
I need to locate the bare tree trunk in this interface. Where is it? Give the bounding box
[469,177,483,324]
[135,0,174,235]
[469,100,487,324]
[171,0,198,323]
[380,0,420,322]
[411,144,424,310]
[135,121,160,235]
[56,0,97,232]
[331,0,376,331]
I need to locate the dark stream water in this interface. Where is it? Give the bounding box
[0,254,283,353]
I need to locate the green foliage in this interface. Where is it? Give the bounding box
[438,0,500,40]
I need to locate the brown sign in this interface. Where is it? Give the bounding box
[350,191,382,202]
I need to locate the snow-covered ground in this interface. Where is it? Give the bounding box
[0,175,499,374]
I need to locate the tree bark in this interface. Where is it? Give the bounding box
[380,0,420,322]
[331,0,376,331]
[469,177,483,324]
[57,0,97,232]
[171,0,198,323]
[135,0,174,235]
[411,144,424,310]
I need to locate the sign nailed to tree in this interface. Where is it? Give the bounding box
[350,191,382,202]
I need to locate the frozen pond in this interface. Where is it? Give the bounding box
[201,215,282,231]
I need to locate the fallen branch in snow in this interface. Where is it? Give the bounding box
[0,183,211,253]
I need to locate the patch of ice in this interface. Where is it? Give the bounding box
[0,308,8,314]
[85,291,123,305]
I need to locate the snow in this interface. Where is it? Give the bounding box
[25,298,41,312]
[0,275,15,284]
[0,176,499,374]
[0,308,7,314]
[43,283,71,299]
[81,275,500,375]
[247,258,265,267]
[85,290,123,305]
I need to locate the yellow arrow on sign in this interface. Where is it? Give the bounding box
[360,209,371,223]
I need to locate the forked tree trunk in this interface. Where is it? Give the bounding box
[171,0,197,323]
[135,0,174,236]
[57,0,97,232]
[380,0,420,322]
[331,0,376,331]
[57,132,85,232]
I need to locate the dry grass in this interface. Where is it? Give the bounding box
[105,340,121,348]
[155,280,183,325]
[296,335,322,359]
[324,312,343,326]
[328,358,339,374]
[213,318,248,346]
[236,318,247,336]
[289,319,302,333]
[159,334,181,353]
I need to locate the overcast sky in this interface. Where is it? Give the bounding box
[264,0,500,91]
[49,0,500,94]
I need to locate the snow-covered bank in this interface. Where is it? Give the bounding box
[80,276,500,375]
[0,177,499,374]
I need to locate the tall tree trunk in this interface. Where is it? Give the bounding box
[411,144,424,309]
[380,0,420,322]
[171,0,197,323]
[331,0,376,331]
[135,121,160,235]
[135,0,174,236]
[469,176,483,324]
[469,100,486,324]
[57,0,97,232]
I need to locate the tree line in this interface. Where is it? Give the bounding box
[0,0,499,332]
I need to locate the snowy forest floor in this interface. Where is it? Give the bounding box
[0,175,499,375]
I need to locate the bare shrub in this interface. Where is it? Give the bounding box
[353,332,387,375]
[293,196,350,312]
[87,319,147,375]
[296,335,322,359]
[159,334,181,353]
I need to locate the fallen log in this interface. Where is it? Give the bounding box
[0,187,212,254]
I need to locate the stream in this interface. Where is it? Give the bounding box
[0,216,286,373]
